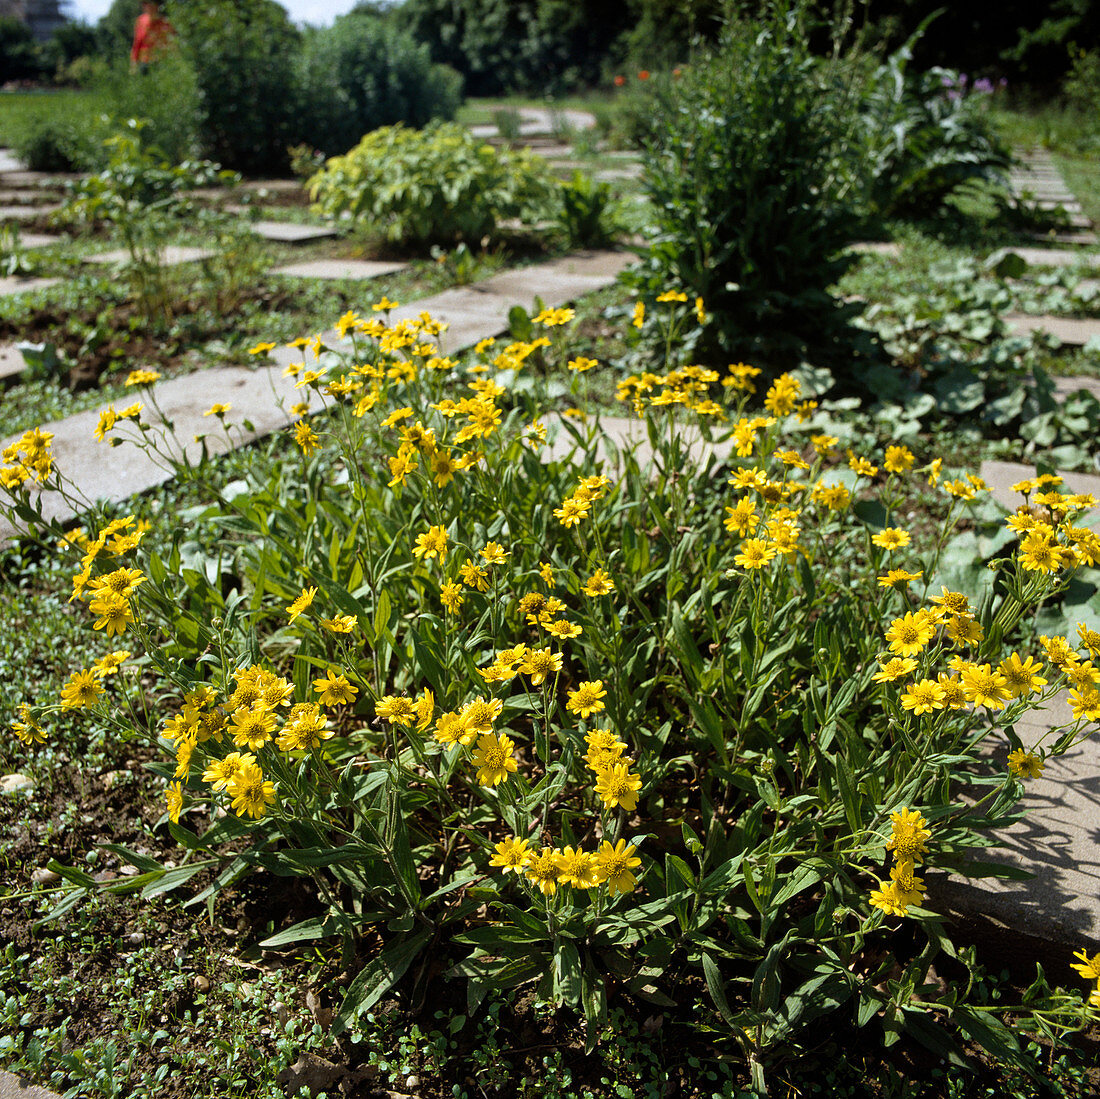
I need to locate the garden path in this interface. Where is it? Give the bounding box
[0,247,634,544]
[0,1068,60,1099]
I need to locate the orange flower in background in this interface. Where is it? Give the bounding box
[638,70,650,80]
[613,75,625,86]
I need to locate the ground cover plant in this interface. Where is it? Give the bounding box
[3,289,1100,1096]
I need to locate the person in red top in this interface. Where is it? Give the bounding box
[130,1,175,72]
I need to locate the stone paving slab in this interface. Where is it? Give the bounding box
[0,249,632,543]
[0,171,73,187]
[1053,375,1100,402]
[0,343,27,381]
[82,245,215,267]
[982,459,1100,525]
[249,220,337,243]
[240,179,304,195]
[1004,312,1100,345]
[993,247,1100,270]
[935,693,1100,945]
[0,1069,62,1099]
[11,233,60,249]
[0,189,59,205]
[1028,231,1099,247]
[0,148,23,173]
[0,205,45,222]
[848,241,901,256]
[271,258,407,280]
[0,276,61,298]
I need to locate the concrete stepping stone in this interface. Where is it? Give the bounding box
[0,149,23,173]
[935,691,1100,945]
[1052,375,1100,402]
[0,1068,63,1099]
[13,233,61,249]
[1028,231,1100,247]
[848,241,901,257]
[240,179,304,195]
[0,248,633,543]
[0,205,48,222]
[0,189,59,205]
[249,220,337,243]
[0,171,73,187]
[0,276,61,298]
[1003,313,1100,346]
[982,459,1100,524]
[270,258,406,280]
[82,245,215,267]
[0,343,27,382]
[993,247,1100,270]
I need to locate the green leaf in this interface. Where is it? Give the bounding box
[702,953,735,1025]
[260,916,339,948]
[331,929,431,1036]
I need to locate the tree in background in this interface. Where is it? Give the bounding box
[0,14,45,80]
[296,7,463,157]
[170,0,301,175]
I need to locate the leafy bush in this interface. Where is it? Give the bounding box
[629,12,864,372]
[851,40,1012,219]
[173,0,301,176]
[555,171,619,248]
[0,16,44,82]
[4,303,1099,1087]
[307,121,555,247]
[295,10,463,159]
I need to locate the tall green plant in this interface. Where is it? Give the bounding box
[172,0,301,176]
[629,9,864,373]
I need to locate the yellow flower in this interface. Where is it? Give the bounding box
[884,611,936,658]
[999,653,1048,698]
[470,732,517,786]
[203,403,231,417]
[461,696,503,737]
[869,880,909,917]
[433,710,471,749]
[555,846,599,888]
[519,647,562,686]
[372,296,399,312]
[89,592,133,636]
[413,525,449,562]
[763,374,801,416]
[203,751,255,791]
[631,301,645,328]
[92,649,130,678]
[227,761,276,819]
[479,541,508,565]
[568,356,598,372]
[166,782,183,824]
[376,695,417,726]
[490,836,531,874]
[440,581,464,614]
[286,586,317,621]
[545,619,582,639]
[525,847,563,895]
[582,569,615,597]
[900,679,946,714]
[533,306,575,326]
[959,662,1010,710]
[849,455,878,477]
[294,421,320,455]
[320,614,356,634]
[1070,950,1100,982]
[871,528,911,551]
[733,538,776,570]
[248,341,277,355]
[313,669,359,707]
[567,680,607,719]
[125,368,161,387]
[595,762,642,811]
[878,568,923,589]
[886,808,931,864]
[1007,749,1044,779]
[883,446,915,473]
[594,839,642,895]
[94,406,117,441]
[12,703,46,745]
[872,656,918,683]
[61,669,103,709]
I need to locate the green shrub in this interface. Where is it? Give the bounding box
[295,11,463,158]
[852,42,1012,219]
[307,121,555,247]
[630,12,863,372]
[0,16,44,82]
[555,171,619,248]
[173,0,301,176]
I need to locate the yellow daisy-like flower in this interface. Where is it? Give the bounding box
[734,538,776,570]
[582,569,615,597]
[489,836,531,874]
[878,568,923,589]
[92,649,131,678]
[568,356,598,373]
[294,421,320,455]
[886,807,931,864]
[525,847,563,895]
[479,541,508,565]
[166,782,183,824]
[594,839,642,895]
[594,762,642,811]
[959,662,1010,710]
[871,528,911,551]
[545,619,582,639]
[869,880,909,917]
[440,581,464,614]
[313,669,359,707]
[631,301,645,328]
[900,679,945,715]
[60,668,103,709]
[555,846,599,889]
[883,445,915,473]
[1007,749,1044,779]
[999,653,1048,698]
[248,341,276,355]
[470,732,518,786]
[286,586,316,622]
[884,611,936,658]
[519,647,562,686]
[320,614,356,634]
[203,403,231,417]
[227,761,276,819]
[1070,950,1100,982]
[567,680,607,719]
[872,657,918,683]
[125,368,161,387]
[413,525,449,562]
